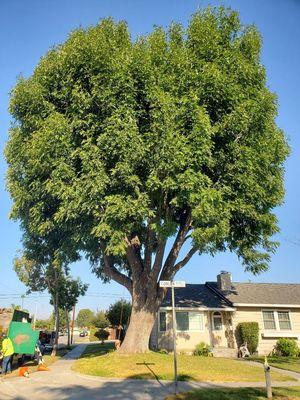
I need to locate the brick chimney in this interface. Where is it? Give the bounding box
[217,271,232,291]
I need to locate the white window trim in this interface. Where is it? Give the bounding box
[158,311,167,333]
[175,311,205,333]
[188,311,205,332]
[262,309,293,332]
[211,311,223,331]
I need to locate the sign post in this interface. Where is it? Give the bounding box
[159,280,186,394]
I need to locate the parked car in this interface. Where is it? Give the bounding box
[79,330,88,337]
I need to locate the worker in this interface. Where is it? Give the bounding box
[1,332,14,375]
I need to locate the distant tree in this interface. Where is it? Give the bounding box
[57,277,88,346]
[76,308,95,328]
[93,311,109,329]
[6,7,289,352]
[35,318,52,330]
[49,308,68,330]
[10,304,21,310]
[106,300,131,328]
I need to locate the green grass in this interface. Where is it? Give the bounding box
[6,346,73,378]
[165,387,300,399]
[72,344,293,382]
[252,357,300,374]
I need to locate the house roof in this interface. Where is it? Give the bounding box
[161,284,232,309]
[160,280,300,310]
[207,282,300,306]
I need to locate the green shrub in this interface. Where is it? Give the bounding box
[157,349,168,354]
[238,322,259,354]
[193,342,212,356]
[94,328,109,343]
[275,338,299,357]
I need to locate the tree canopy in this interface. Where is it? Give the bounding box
[76,308,94,328]
[106,300,131,327]
[6,7,289,352]
[93,310,109,329]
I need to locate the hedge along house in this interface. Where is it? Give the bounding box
[150,272,300,356]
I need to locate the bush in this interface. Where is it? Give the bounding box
[157,349,168,354]
[275,338,299,357]
[193,342,212,356]
[238,322,259,354]
[94,328,109,343]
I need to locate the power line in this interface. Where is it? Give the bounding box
[0,292,130,300]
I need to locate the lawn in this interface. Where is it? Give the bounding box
[5,346,73,378]
[72,343,293,382]
[165,387,300,400]
[252,357,300,374]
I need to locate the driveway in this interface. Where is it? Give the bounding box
[1,344,299,400]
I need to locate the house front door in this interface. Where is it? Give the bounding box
[210,311,234,348]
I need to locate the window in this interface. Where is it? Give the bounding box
[189,312,204,331]
[278,312,292,330]
[263,311,276,330]
[159,312,166,332]
[212,312,223,331]
[176,312,189,331]
[262,310,292,331]
[175,312,204,331]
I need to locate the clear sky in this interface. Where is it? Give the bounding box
[0,0,299,319]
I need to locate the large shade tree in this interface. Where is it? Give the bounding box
[6,8,289,352]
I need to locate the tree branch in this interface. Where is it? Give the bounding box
[150,237,167,282]
[172,247,198,276]
[99,240,133,294]
[161,210,192,278]
[144,223,156,272]
[125,236,143,278]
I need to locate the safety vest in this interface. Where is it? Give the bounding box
[2,338,14,357]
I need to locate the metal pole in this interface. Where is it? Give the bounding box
[171,285,178,394]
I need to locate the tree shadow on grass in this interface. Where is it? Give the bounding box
[18,381,175,399]
[14,382,294,400]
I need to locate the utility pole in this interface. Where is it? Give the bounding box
[71,305,76,344]
[159,280,186,395]
[33,302,38,330]
[21,294,25,310]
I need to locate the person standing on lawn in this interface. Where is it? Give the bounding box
[1,333,14,375]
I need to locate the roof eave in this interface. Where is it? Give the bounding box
[234,303,300,308]
[160,306,236,311]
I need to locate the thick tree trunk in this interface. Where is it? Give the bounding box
[118,307,157,353]
[102,213,193,353]
[118,284,160,353]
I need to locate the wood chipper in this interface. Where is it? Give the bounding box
[0,308,39,366]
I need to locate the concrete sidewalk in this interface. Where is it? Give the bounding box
[1,344,300,400]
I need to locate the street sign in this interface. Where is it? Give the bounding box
[159,281,186,288]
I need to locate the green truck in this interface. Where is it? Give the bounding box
[0,308,39,364]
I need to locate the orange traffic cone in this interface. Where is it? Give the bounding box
[37,364,49,372]
[19,367,29,378]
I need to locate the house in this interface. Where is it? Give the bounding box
[150,272,300,356]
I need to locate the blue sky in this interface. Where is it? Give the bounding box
[0,0,299,319]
